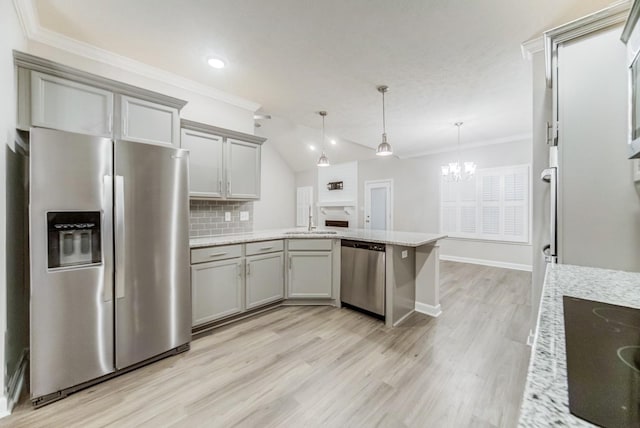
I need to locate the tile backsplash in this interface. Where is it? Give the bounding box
[189,200,254,237]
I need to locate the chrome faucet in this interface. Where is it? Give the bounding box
[308,205,315,231]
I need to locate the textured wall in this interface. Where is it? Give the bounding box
[189,200,254,237]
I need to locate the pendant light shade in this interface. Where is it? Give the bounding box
[376,85,393,156]
[317,111,330,167]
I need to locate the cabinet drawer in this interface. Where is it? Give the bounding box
[287,239,332,251]
[191,244,242,264]
[246,240,284,256]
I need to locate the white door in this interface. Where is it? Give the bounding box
[364,180,393,231]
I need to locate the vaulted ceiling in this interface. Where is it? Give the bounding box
[34,0,617,170]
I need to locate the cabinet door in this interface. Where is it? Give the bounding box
[288,251,332,298]
[119,95,179,147]
[191,259,243,326]
[31,71,113,137]
[246,253,284,309]
[181,129,224,198]
[226,139,261,199]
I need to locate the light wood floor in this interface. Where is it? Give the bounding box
[2,261,531,427]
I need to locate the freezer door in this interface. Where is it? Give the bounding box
[114,140,190,369]
[29,128,114,399]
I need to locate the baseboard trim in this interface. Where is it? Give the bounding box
[1,348,28,417]
[415,302,442,317]
[440,255,532,272]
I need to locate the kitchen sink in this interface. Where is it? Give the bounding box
[284,230,338,235]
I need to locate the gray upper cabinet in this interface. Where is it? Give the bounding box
[15,51,187,142]
[181,129,224,198]
[31,71,114,137]
[118,95,180,147]
[227,139,261,199]
[181,120,265,201]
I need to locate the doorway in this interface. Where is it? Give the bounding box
[364,180,393,231]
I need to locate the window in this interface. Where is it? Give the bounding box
[440,165,530,243]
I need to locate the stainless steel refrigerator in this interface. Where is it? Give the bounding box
[29,128,191,406]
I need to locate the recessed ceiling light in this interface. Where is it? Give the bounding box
[330,139,337,145]
[207,57,226,69]
[309,145,316,151]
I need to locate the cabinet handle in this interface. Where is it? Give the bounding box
[260,246,273,251]
[246,262,250,276]
[237,264,241,278]
[288,256,292,270]
[208,251,227,258]
[227,181,231,196]
[219,180,222,193]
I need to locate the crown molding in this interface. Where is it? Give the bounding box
[399,133,532,159]
[520,37,543,60]
[12,0,261,112]
[543,0,630,87]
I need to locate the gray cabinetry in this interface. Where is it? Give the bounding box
[227,139,261,199]
[118,95,180,147]
[246,252,284,309]
[181,120,265,200]
[181,129,224,198]
[287,239,333,299]
[15,51,186,144]
[31,71,114,137]
[191,258,244,326]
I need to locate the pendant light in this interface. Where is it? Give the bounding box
[441,122,477,182]
[317,111,330,167]
[376,85,393,156]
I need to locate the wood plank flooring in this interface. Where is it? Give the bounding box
[2,261,531,427]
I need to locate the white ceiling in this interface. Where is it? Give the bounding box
[34,0,617,170]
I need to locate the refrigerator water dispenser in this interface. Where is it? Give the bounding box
[47,211,101,269]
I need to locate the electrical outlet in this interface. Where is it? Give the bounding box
[402,250,408,259]
[224,212,231,222]
[240,211,249,221]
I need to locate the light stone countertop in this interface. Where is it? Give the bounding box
[519,263,640,427]
[189,228,447,248]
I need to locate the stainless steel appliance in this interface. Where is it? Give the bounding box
[29,128,191,407]
[340,240,385,317]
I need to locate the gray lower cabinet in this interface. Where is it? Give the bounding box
[287,251,333,298]
[191,258,243,326]
[30,71,114,137]
[245,252,284,309]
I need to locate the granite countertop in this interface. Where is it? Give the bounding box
[189,228,447,248]
[519,263,640,427]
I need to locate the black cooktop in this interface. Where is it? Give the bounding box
[563,296,640,427]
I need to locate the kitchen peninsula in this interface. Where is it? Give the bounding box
[190,228,446,329]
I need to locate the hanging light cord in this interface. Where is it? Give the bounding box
[382,90,386,136]
[321,114,326,152]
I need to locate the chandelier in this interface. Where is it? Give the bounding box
[441,122,476,182]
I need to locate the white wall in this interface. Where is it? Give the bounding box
[296,139,533,268]
[357,140,533,269]
[0,0,28,415]
[253,142,296,230]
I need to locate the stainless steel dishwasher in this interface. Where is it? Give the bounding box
[340,240,385,318]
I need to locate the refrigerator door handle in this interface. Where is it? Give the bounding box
[115,175,126,299]
[541,168,557,258]
[103,175,114,302]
